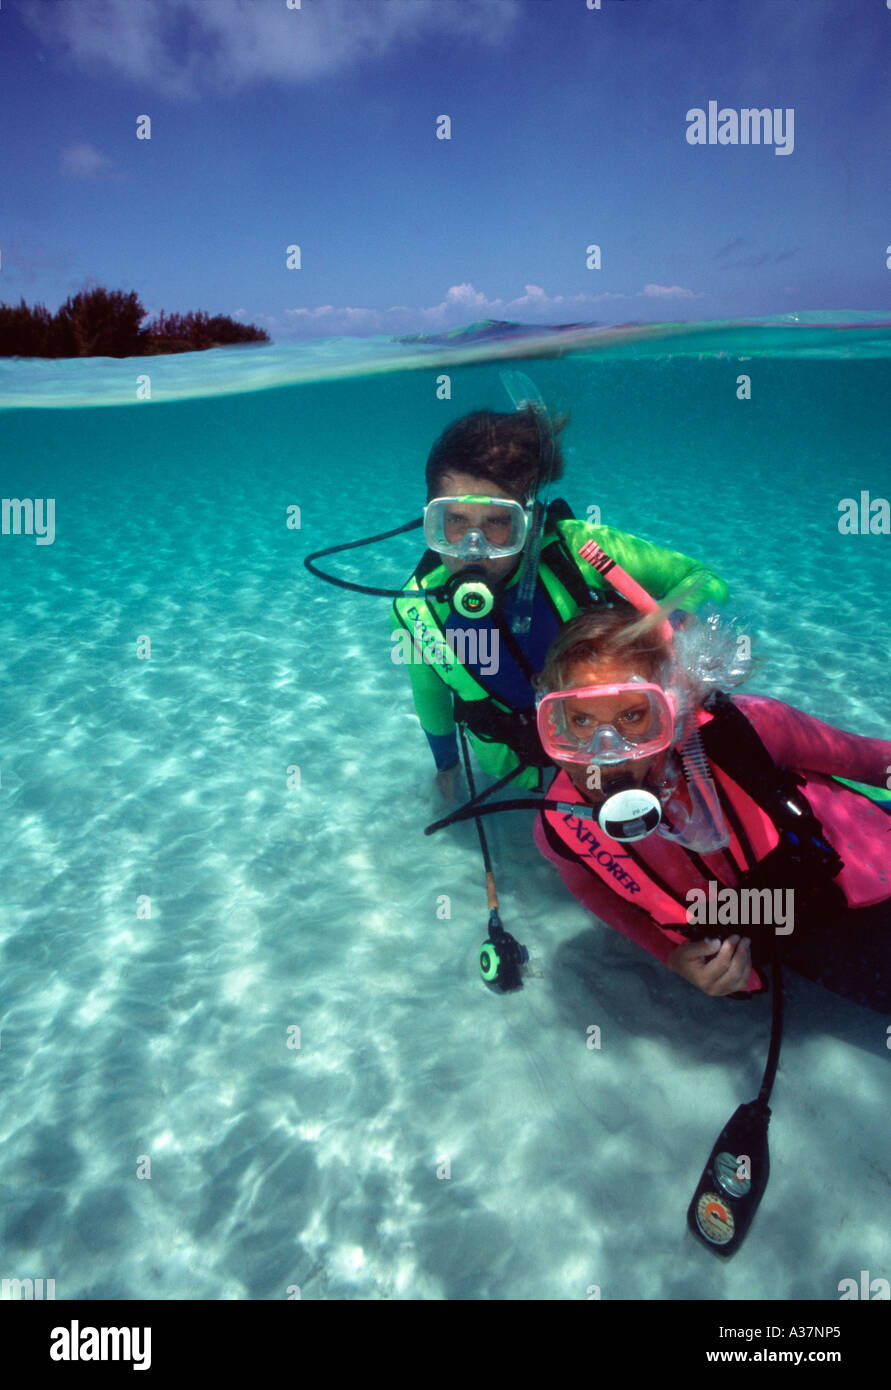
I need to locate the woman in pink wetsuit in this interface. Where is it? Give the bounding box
[533,606,891,1012]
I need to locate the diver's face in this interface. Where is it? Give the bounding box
[557,658,662,803]
[434,471,525,581]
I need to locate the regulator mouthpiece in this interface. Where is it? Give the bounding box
[445,566,498,619]
[597,785,663,842]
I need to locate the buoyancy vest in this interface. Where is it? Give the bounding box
[392,500,602,772]
[539,696,885,942]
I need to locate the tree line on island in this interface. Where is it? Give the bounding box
[0,286,270,357]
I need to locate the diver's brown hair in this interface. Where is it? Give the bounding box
[425,407,569,502]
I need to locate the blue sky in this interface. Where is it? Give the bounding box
[1,0,889,339]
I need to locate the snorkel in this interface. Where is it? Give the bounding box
[658,608,754,853]
[499,370,557,635]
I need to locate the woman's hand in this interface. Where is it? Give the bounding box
[667,935,752,996]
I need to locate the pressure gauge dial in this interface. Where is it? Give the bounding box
[714,1150,751,1199]
[695,1191,735,1246]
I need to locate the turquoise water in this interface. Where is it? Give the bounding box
[0,319,889,1300]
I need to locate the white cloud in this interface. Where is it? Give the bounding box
[277,281,695,338]
[413,282,626,323]
[22,0,519,98]
[60,142,114,178]
[642,283,704,299]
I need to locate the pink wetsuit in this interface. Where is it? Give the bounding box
[533,694,891,993]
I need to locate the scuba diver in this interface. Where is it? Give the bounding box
[530,603,891,1012]
[383,375,729,799]
[424,591,890,1258]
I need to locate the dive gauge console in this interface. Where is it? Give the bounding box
[687,1099,771,1256]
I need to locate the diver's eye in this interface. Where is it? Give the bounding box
[443,511,472,539]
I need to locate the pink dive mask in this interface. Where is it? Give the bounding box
[536,681,678,766]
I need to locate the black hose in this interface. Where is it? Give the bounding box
[458,724,493,876]
[758,936,784,1107]
[303,517,423,595]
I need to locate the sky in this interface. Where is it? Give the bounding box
[1,0,889,340]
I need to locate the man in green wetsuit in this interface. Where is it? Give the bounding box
[391,406,729,797]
